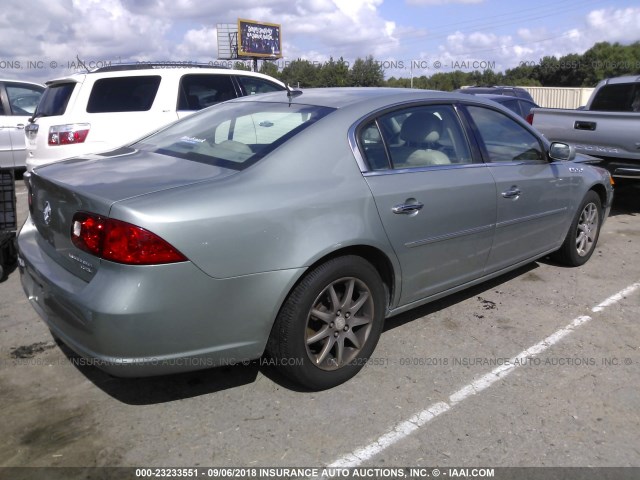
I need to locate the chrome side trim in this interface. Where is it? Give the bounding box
[496,207,568,229]
[363,163,487,177]
[405,223,495,248]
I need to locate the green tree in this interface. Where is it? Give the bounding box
[582,41,640,85]
[232,61,252,71]
[279,59,321,87]
[349,56,384,87]
[259,61,280,79]
[319,57,350,87]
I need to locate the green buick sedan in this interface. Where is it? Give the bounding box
[19,88,613,390]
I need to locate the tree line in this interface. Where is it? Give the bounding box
[232,41,640,90]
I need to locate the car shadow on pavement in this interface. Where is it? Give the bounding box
[609,183,639,217]
[55,341,260,405]
[382,262,539,333]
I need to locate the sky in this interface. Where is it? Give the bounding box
[0,0,638,83]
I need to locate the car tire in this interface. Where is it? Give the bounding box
[267,255,386,390]
[554,191,602,267]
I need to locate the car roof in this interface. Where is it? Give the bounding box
[227,87,509,110]
[475,93,535,103]
[599,75,640,85]
[44,65,285,87]
[0,79,45,88]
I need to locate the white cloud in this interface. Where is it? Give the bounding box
[406,0,483,5]
[422,7,640,75]
[585,8,640,43]
[175,27,219,58]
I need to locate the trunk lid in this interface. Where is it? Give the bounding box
[29,148,238,281]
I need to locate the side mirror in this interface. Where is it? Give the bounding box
[549,142,575,162]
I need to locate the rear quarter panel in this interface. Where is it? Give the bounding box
[109,107,398,281]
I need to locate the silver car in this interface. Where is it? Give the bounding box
[19,88,613,390]
[0,79,44,169]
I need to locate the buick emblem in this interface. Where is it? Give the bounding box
[43,201,52,226]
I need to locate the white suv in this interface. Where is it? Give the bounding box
[25,63,285,170]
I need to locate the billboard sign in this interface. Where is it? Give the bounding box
[238,19,282,58]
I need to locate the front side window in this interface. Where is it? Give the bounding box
[466,105,544,163]
[135,102,334,170]
[359,104,473,170]
[87,76,161,113]
[5,84,43,115]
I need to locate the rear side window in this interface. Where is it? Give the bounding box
[500,99,521,116]
[177,74,237,110]
[518,100,536,118]
[236,76,284,95]
[590,83,640,112]
[87,76,161,113]
[34,83,75,117]
[359,105,473,170]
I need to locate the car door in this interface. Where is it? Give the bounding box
[463,104,573,273]
[1,82,43,168]
[0,92,14,168]
[358,103,497,305]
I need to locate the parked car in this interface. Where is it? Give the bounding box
[24,63,286,171]
[455,85,536,103]
[474,93,539,123]
[19,88,613,390]
[531,75,640,179]
[0,80,44,169]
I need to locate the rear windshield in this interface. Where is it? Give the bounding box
[134,101,334,170]
[87,76,161,113]
[591,83,640,112]
[34,83,75,117]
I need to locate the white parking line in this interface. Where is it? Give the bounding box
[326,282,640,469]
[592,282,640,312]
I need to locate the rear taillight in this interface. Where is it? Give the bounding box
[526,113,533,125]
[48,124,90,146]
[71,212,187,265]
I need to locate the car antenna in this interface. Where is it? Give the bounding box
[75,54,90,73]
[286,84,302,104]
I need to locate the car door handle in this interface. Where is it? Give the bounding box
[574,121,596,131]
[392,202,424,214]
[501,187,521,199]
[16,124,25,129]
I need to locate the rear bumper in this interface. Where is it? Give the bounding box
[611,166,640,179]
[583,157,640,179]
[18,218,301,377]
